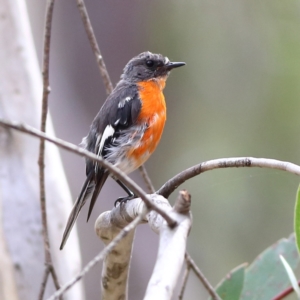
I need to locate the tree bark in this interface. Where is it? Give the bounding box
[0,0,84,299]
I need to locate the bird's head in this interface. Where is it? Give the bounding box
[121,51,185,82]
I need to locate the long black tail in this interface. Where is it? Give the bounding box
[60,169,108,250]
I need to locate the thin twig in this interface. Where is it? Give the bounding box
[47,214,144,300]
[50,266,61,290]
[272,279,300,300]
[178,261,191,300]
[139,165,156,193]
[157,157,300,198]
[38,265,61,299]
[0,120,177,227]
[75,0,113,95]
[185,253,221,300]
[38,0,61,298]
[38,268,50,300]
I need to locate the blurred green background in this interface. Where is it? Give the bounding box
[26,0,300,299]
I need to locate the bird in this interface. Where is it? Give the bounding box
[60,51,185,249]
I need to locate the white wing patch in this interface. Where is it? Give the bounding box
[98,125,115,156]
[95,125,115,173]
[118,96,132,109]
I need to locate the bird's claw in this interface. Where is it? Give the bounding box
[114,195,135,207]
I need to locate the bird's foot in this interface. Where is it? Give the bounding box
[114,195,136,207]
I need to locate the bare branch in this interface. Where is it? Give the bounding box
[0,119,177,227]
[95,199,150,299]
[47,213,145,300]
[96,221,135,300]
[95,194,182,299]
[185,253,221,300]
[158,157,300,198]
[75,0,113,94]
[95,195,171,232]
[178,262,191,300]
[173,190,191,215]
[38,268,50,300]
[138,165,156,193]
[144,192,192,300]
[38,0,61,298]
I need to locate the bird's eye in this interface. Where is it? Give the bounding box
[146,60,155,68]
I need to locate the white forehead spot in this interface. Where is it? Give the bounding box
[164,57,170,64]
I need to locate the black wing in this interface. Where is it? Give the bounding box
[85,81,141,219]
[60,81,141,249]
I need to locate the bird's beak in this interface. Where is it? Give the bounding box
[165,61,186,70]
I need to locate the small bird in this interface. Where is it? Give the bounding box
[60,51,185,249]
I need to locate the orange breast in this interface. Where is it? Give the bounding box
[128,79,167,166]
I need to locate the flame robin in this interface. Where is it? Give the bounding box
[60,51,185,249]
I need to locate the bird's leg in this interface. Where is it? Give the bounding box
[114,179,136,206]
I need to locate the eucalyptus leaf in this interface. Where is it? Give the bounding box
[240,234,299,300]
[208,264,246,300]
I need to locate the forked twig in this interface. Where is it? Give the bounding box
[38,0,61,298]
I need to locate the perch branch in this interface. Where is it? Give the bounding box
[38,0,61,298]
[94,194,171,299]
[158,157,300,198]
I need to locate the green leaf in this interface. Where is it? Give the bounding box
[240,234,299,300]
[208,264,246,300]
[294,185,300,253]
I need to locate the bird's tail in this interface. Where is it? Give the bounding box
[59,169,108,250]
[87,170,109,221]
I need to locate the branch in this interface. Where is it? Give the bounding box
[138,165,156,193]
[0,119,177,227]
[38,0,61,298]
[144,191,192,300]
[95,192,195,300]
[185,253,222,300]
[95,194,170,299]
[178,262,191,300]
[157,157,300,198]
[75,0,113,94]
